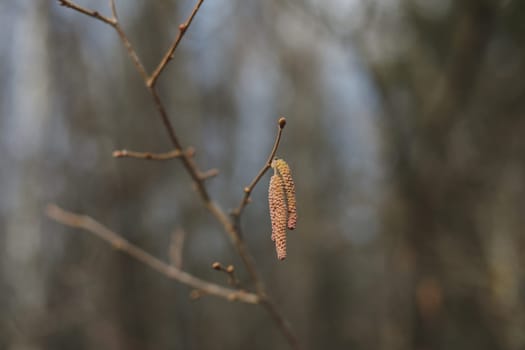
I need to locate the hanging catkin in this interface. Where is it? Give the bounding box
[268,172,287,260]
[272,158,297,230]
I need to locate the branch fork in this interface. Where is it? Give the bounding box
[52,1,300,348]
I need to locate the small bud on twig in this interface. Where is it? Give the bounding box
[278,117,287,129]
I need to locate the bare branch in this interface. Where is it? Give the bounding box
[232,117,286,218]
[148,87,213,201]
[112,23,149,82]
[109,0,117,20]
[46,204,259,304]
[112,148,189,160]
[58,0,116,25]
[56,3,301,347]
[58,0,148,81]
[147,0,206,87]
[198,168,219,180]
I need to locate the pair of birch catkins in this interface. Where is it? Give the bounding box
[268,158,297,260]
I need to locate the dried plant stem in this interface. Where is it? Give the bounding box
[46,204,259,304]
[113,22,149,81]
[55,2,300,349]
[58,0,115,25]
[148,0,206,87]
[112,149,187,160]
[232,117,286,218]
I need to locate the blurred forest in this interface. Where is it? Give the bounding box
[1,0,525,349]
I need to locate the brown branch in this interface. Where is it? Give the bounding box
[112,148,189,160]
[147,0,206,87]
[57,0,148,81]
[57,3,300,348]
[106,0,149,81]
[232,117,286,218]
[112,23,149,82]
[109,0,117,19]
[148,86,213,202]
[198,168,219,180]
[46,204,259,304]
[58,0,115,25]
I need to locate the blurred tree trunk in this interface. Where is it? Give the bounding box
[368,1,525,349]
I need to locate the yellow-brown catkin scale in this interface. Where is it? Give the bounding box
[269,173,287,260]
[272,158,297,230]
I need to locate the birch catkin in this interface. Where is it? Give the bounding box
[268,172,287,260]
[272,158,297,230]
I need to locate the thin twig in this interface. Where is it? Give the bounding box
[58,0,115,25]
[112,149,187,160]
[57,3,300,348]
[148,86,213,201]
[198,168,219,180]
[58,0,148,81]
[204,201,265,292]
[147,0,206,87]
[46,204,259,304]
[232,117,286,218]
[109,0,117,20]
[212,262,242,289]
[109,3,149,81]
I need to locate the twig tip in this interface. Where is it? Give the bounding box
[112,149,127,157]
[45,203,59,217]
[278,117,287,129]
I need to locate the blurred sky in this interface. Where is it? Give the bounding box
[0,0,464,349]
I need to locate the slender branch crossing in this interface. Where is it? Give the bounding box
[46,205,259,304]
[52,2,300,349]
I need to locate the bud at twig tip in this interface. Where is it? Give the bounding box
[113,150,126,157]
[211,262,222,270]
[226,265,235,273]
[278,117,286,129]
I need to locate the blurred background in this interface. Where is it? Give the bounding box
[1,0,525,349]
